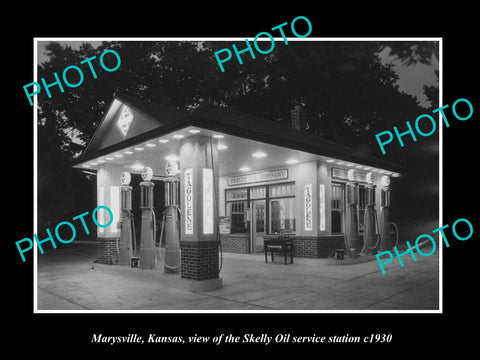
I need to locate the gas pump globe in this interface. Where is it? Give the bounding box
[164,160,179,177]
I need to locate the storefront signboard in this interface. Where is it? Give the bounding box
[228,169,288,186]
[332,167,366,182]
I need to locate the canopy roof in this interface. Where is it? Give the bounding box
[72,93,404,177]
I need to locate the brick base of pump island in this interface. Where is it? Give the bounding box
[179,240,223,292]
[180,240,220,280]
[97,237,119,265]
[94,237,223,292]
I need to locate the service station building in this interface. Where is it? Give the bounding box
[72,93,403,288]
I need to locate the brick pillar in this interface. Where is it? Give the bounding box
[181,241,219,280]
[179,135,222,288]
[96,237,118,265]
[96,164,122,265]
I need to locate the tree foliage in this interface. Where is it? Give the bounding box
[36,40,438,226]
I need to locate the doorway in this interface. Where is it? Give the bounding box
[251,200,266,253]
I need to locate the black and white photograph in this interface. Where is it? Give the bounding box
[33,38,440,312]
[7,7,479,355]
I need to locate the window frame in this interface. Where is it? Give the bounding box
[331,181,345,234]
[268,182,296,234]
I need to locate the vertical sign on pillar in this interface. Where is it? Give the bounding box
[304,184,313,231]
[203,168,214,234]
[184,168,193,235]
[319,183,325,231]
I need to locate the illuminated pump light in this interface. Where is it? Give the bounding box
[114,154,123,158]
[203,168,214,234]
[124,151,134,155]
[134,147,144,151]
[213,134,224,139]
[189,129,201,134]
[173,134,184,139]
[158,139,169,144]
[131,164,144,171]
[217,144,228,150]
[165,154,179,162]
[239,167,251,172]
[252,151,267,158]
[326,159,335,163]
[146,143,156,148]
[285,159,299,165]
[381,175,391,187]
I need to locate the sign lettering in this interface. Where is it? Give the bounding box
[228,169,288,186]
[184,168,193,234]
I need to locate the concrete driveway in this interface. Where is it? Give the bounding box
[36,242,440,311]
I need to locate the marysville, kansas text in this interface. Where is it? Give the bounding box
[91,334,185,345]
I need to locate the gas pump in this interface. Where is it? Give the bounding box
[362,172,379,255]
[378,175,396,251]
[139,167,156,269]
[158,171,181,274]
[117,171,136,265]
[345,169,360,258]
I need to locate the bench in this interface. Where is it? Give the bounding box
[264,237,293,265]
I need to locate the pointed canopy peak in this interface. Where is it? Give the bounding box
[83,93,186,156]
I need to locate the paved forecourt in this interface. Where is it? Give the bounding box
[36,242,439,311]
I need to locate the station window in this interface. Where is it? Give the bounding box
[226,188,248,234]
[226,201,247,233]
[226,188,247,201]
[250,186,266,199]
[269,183,295,198]
[331,183,344,234]
[269,183,295,234]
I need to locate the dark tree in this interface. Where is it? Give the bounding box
[36,40,438,228]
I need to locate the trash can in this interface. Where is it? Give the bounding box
[335,249,345,260]
[349,248,358,259]
[131,256,139,268]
